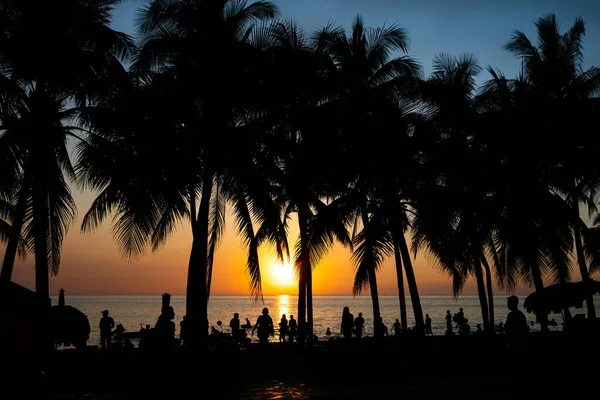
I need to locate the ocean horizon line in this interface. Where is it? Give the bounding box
[52,292,533,297]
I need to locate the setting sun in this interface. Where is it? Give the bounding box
[270,259,296,289]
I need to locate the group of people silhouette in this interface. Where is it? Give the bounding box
[340,307,389,339]
[98,295,530,351]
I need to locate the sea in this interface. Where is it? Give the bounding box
[53,294,598,349]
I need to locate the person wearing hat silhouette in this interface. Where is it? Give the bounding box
[99,310,115,350]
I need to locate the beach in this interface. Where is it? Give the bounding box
[9,331,596,400]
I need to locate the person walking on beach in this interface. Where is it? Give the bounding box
[341,306,354,340]
[505,295,528,350]
[425,314,433,336]
[354,312,365,339]
[252,307,274,348]
[278,314,289,343]
[99,310,115,350]
[445,310,453,335]
[288,315,297,343]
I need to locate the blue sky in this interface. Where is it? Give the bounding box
[112,0,600,82]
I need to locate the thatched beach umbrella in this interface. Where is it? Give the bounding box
[523,281,600,316]
[49,289,90,349]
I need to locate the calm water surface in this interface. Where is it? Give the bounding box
[53,294,597,348]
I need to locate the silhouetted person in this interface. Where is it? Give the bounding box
[99,310,115,350]
[153,293,176,349]
[391,318,401,336]
[425,314,433,336]
[354,312,365,339]
[341,306,354,340]
[230,313,241,341]
[505,295,528,350]
[288,315,297,343]
[245,318,252,329]
[445,310,453,335]
[326,327,332,336]
[252,307,274,349]
[278,314,288,343]
[454,308,466,333]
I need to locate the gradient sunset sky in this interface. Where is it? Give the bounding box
[4,0,600,296]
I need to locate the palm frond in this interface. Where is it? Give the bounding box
[351,212,394,295]
[230,189,262,301]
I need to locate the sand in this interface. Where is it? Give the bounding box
[6,332,597,399]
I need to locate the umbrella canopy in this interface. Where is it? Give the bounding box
[523,280,600,315]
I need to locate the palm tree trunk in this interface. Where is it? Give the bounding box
[480,254,495,330]
[394,243,408,332]
[186,175,213,349]
[33,180,51,353]
[297,201,310,347]
[574,226,596,319]
[398,234,425,335]
[0,184,27,297]
[473,256,490,332]
[360,206,382,338]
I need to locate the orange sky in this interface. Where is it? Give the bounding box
[2,189,583,297]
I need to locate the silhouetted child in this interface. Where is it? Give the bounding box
[326,327,332,336]
[425,314,433,336]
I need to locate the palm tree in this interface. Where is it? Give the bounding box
[487,14,600,323]
[244,19,358,346]
[0,0,133,351]
[81,0,280,348]
[315,15,423,336]
[412,53,505,332]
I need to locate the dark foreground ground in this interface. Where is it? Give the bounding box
[5,331,598,400]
